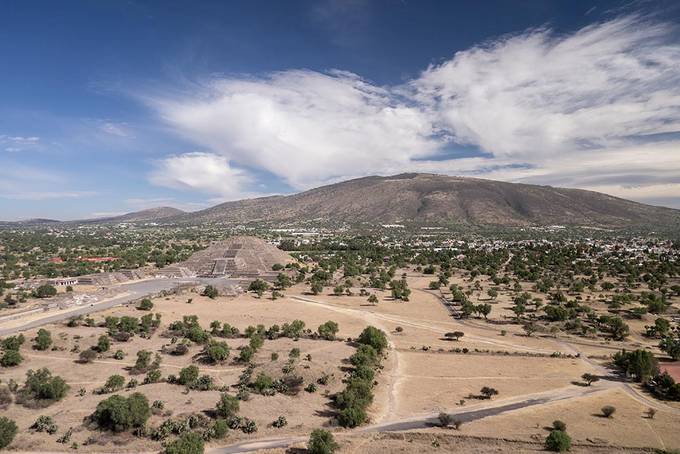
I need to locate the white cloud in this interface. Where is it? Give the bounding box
[149,152,255,200]
[149,70,441,190]
[0,134,41,153]
[145,15,680,207]
[411,15,680,158]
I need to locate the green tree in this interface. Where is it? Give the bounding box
[613,349,658,383]
[308,428,339,454]
[33,329,52,351]
[1,350,22,367]
[97,335,110,353]
[91,392,150,432]
[178,365,199,386]
[318,321,339,340]
[0,417,18,449]
[202,285,219,299]
[34,284,57,298]
[22,368,68,401]
[215,393,239,418]
[165,431,204,454]
[545,429,571,452]
[137,298,153,310]
[357,326,388,354]
[248,279,269,298]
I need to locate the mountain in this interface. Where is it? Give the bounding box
[172,173,680,228]
[88,207,186,223]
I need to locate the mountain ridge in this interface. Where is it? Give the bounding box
[170,173,680,228]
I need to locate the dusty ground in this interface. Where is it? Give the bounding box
[2,269,679,453]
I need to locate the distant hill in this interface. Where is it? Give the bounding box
[169,173,680,228]
[87,207,186,223]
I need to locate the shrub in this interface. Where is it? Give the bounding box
[349,344,378,367]
[438,412,451,427]
[308,428,339,454]
[103,375,125,393]
[97,335,110,353]
[601,405,616,418]
[164,431,204,454]
[317,321,339,340]
[480,386,499,399]
[137,298,153,311]
[1,350,22,367]
[239,346,254,363]
[337,405,367,428]
[253,372,273,394]
[0,386,12,408]
[31,415,58,434]
[212,419,229,439]
[552,420,567,431]
[1,334,25,351]
[205,342,230,363]
[21,368,68,402]
[79,349,98,363]
[34,329,52,351]
[0,417,17,449]
[90,392,150,432]
[613,349,658,383]
[581,373,598,386]
[179,365,199,386]
[272,416,288,428]
[202,285,219,299]
[545,429,571,452]
[357,326,388,354]
[215,393,239,418]
[34,284,57,298]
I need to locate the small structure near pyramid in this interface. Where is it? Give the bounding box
[178,236,294,281]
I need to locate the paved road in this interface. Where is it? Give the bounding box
[208,384,612,454]
[0,278,189,336]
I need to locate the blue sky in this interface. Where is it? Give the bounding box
[2,0,680,220]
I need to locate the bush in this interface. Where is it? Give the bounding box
[90,392,150,432]
[179,365,199,386]
[21,368,68,402]
[164,431,204,454]
[357,326,388,354]
[1,350,22,367]
[613,349,658,383]
[79,349,98,363]
[202,285,219,299]
[438,412,451,427]
[272,416,287,428]
[102,375,125,393]
[480,386,499,399]
[34,284,57,298]
[545,429,571,452]
[0,416,17,449]
[31,415,58,434]
[337,405,367,428]
[1,334,25,351]
[552,420,566,431]
[253,372,273,394]
[205,342,230,363]
[349,344,378,367]
[308,428,339,454]
[34,329,52,351]
[601,405,616,418]
[137,298,154,311]
[97,335,110,353]
[211,418,229,438]
[239,346,254,363]
[216,393,239,418]
[317,321,339,340]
